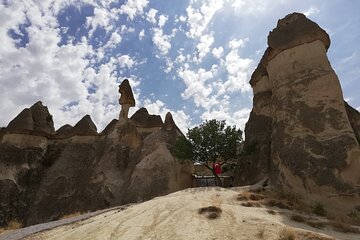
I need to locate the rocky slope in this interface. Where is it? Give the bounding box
[235,13,360,213]
[2,186,359,240]
[0,102,193,227]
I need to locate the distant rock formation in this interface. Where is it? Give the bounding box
[6,101,55,135]
[72,115,98,136]
[118,79,135,119]
[0,101,193,226]
[130,107,164,139]
[235,13,360,212]
[130,107,163,128]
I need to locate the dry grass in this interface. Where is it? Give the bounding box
[298,232,335,240]
[278,227,296,240]
[329,220,360,233]
[306,220,326,229]
[59,211,82,220]
[241,201,261,207]
[256,226,265,239]
[249,193,265,201]
[264,199,292,210]
[198,206,222,219]
[0,219,23,234]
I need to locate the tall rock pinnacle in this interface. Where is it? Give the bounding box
[235,13,360,212]
[118,79,135,120]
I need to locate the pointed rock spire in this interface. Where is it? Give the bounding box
[72,115,98,135]
[6,101,55,134]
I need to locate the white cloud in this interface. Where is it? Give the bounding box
[222,38,253,93]
[0,1,143,132]
[223,50,253,93]
[185,0,224,39]
[178,67,219,109]
[179,15,187,22]
[212,46,223,59]
[229,38,248,49]
[119,0,149,20]
[116,55,136,68]
[303,6,320,17]
[158,14,168,28]
[100,31,122,50]
[146,8,158,24]
[164,57,173,73]
[196,34,214,60]
[176,54,186,63]
[86,7,114,36]
[228,0,284,15]
[152,28,171,55]
[139,29,145,40]
[201,107,251,132]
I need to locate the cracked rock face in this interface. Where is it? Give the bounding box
[235,13,360,210]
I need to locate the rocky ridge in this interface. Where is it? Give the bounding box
[0,102,193,227]
[235,13,360,212]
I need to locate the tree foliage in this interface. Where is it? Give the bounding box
[173,119,243,164]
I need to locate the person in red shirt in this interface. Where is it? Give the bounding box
[212,162,222,175]
[207,160,225,187]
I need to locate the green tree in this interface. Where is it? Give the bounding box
[173,119,243,182]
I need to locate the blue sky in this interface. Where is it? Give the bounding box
[0,0,359,133]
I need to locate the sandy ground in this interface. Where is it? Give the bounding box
[2,186,360,240]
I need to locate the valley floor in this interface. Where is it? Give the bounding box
[1,186,359,240]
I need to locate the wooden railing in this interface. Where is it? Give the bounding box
[192,175,234,187]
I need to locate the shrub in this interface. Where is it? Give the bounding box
[278,227,296,240]
[198,206,222,219]
[330,220,360,233]
[0,219,22,234]
[290,215,305,223]
[312,203,326,216]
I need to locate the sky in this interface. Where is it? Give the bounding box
[0,0,359,134]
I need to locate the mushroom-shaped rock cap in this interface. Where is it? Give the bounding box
[130,107,163,128]
[119,79,135,106]
[72,115,98,135]
[268,12,330,51]
[250,13,330,87]
[6,101,55,134]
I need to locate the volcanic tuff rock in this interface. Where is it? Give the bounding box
[235,13,360,211]
[0,103,193,227]
[5,101,55,135]
[130,107,163,128]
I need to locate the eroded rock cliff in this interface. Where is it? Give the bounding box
[0,102,193,226]
[235,13,360,211]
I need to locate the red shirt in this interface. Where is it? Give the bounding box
[213,163,222,175]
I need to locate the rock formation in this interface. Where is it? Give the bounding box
[235,13,360,212]
[6,101,55,135]
[118,79,135,119]
[0,95,193,226]
[130,107,163,128]
[130,107,163,139]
